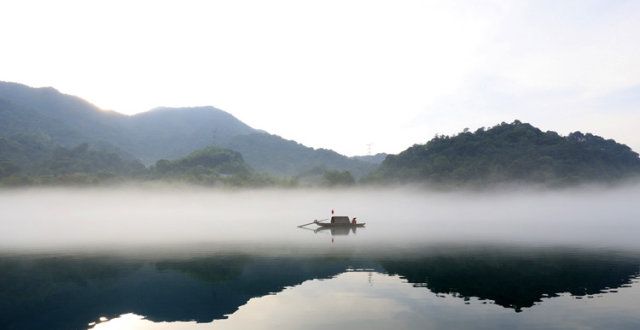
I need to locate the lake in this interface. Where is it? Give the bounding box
[1,186,639,329]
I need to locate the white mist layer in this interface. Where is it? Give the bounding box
[1,185,639,251]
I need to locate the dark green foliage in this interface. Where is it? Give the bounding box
[0,134,145,185]
[148,146,293,187]
[0,160,19,178]
[150,146,251,183]
[322,170,355,186]
[43,143,145,177]
[0,134,56,173]
[0,138,293,186]
[371,120,640,186]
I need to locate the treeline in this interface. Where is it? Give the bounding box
[0,134,356,187]
[368,120,640,187]
[146,146,292,187]
[0,134,144,185]
[2,121,640,188]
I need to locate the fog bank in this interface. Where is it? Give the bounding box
[1,185,639,252]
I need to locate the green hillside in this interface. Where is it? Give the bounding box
[0,81,371,177]
[0,134,144,185]
[3,81,640,187]
[226,132,375,177]
[370,121,640,186]
[147,146,288,186]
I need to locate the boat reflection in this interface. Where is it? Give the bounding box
[315,225,360,236]
[298,224,361,236]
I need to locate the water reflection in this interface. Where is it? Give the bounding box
[298,225,362,236]
[379,246,640,312]
[0,245,639,330]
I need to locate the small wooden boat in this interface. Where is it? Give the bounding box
[315,216,365,228]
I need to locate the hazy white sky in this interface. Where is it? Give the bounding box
[1,0,639,156]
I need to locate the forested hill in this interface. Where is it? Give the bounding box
[225,132,375,177]
[124,106,256,163]
[3,81,639,186]
[0,81,373,177]
[370,121,640,186]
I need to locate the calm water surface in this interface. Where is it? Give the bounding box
[1,187,639,329]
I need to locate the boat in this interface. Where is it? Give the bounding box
[315,216,365,228]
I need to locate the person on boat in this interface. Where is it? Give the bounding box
[352,217,357,225]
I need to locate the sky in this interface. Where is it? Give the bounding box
[1,0,639,156]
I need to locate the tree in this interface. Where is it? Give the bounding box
[323,170,355,186]
[369,120,640,186]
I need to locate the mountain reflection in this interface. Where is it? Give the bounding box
[379,246,640,312]
[0,245,638,330]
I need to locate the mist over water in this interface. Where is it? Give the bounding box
[2,184,640,330]
[1,184,640,252]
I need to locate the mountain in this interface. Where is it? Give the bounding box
[0,134,55,174]
[0,83,128,149]
[370,120,640,186]
[125,106,256,164]
[0,81,372,177]
[226,132,375,177]
[351,153,388,164]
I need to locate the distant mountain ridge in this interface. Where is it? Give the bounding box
[0,81,374,177]
[4,81,639,186]
[225,132,376,176]
[125,106,256,163]
[0,82,128,149]
[351,153,388,164]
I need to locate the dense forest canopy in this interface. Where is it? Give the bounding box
[0,134,144,185]
[370,121,640,186]
[148,146,255,185]
[0,137,288,186]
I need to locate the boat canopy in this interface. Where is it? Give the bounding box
[331,216,351,224]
